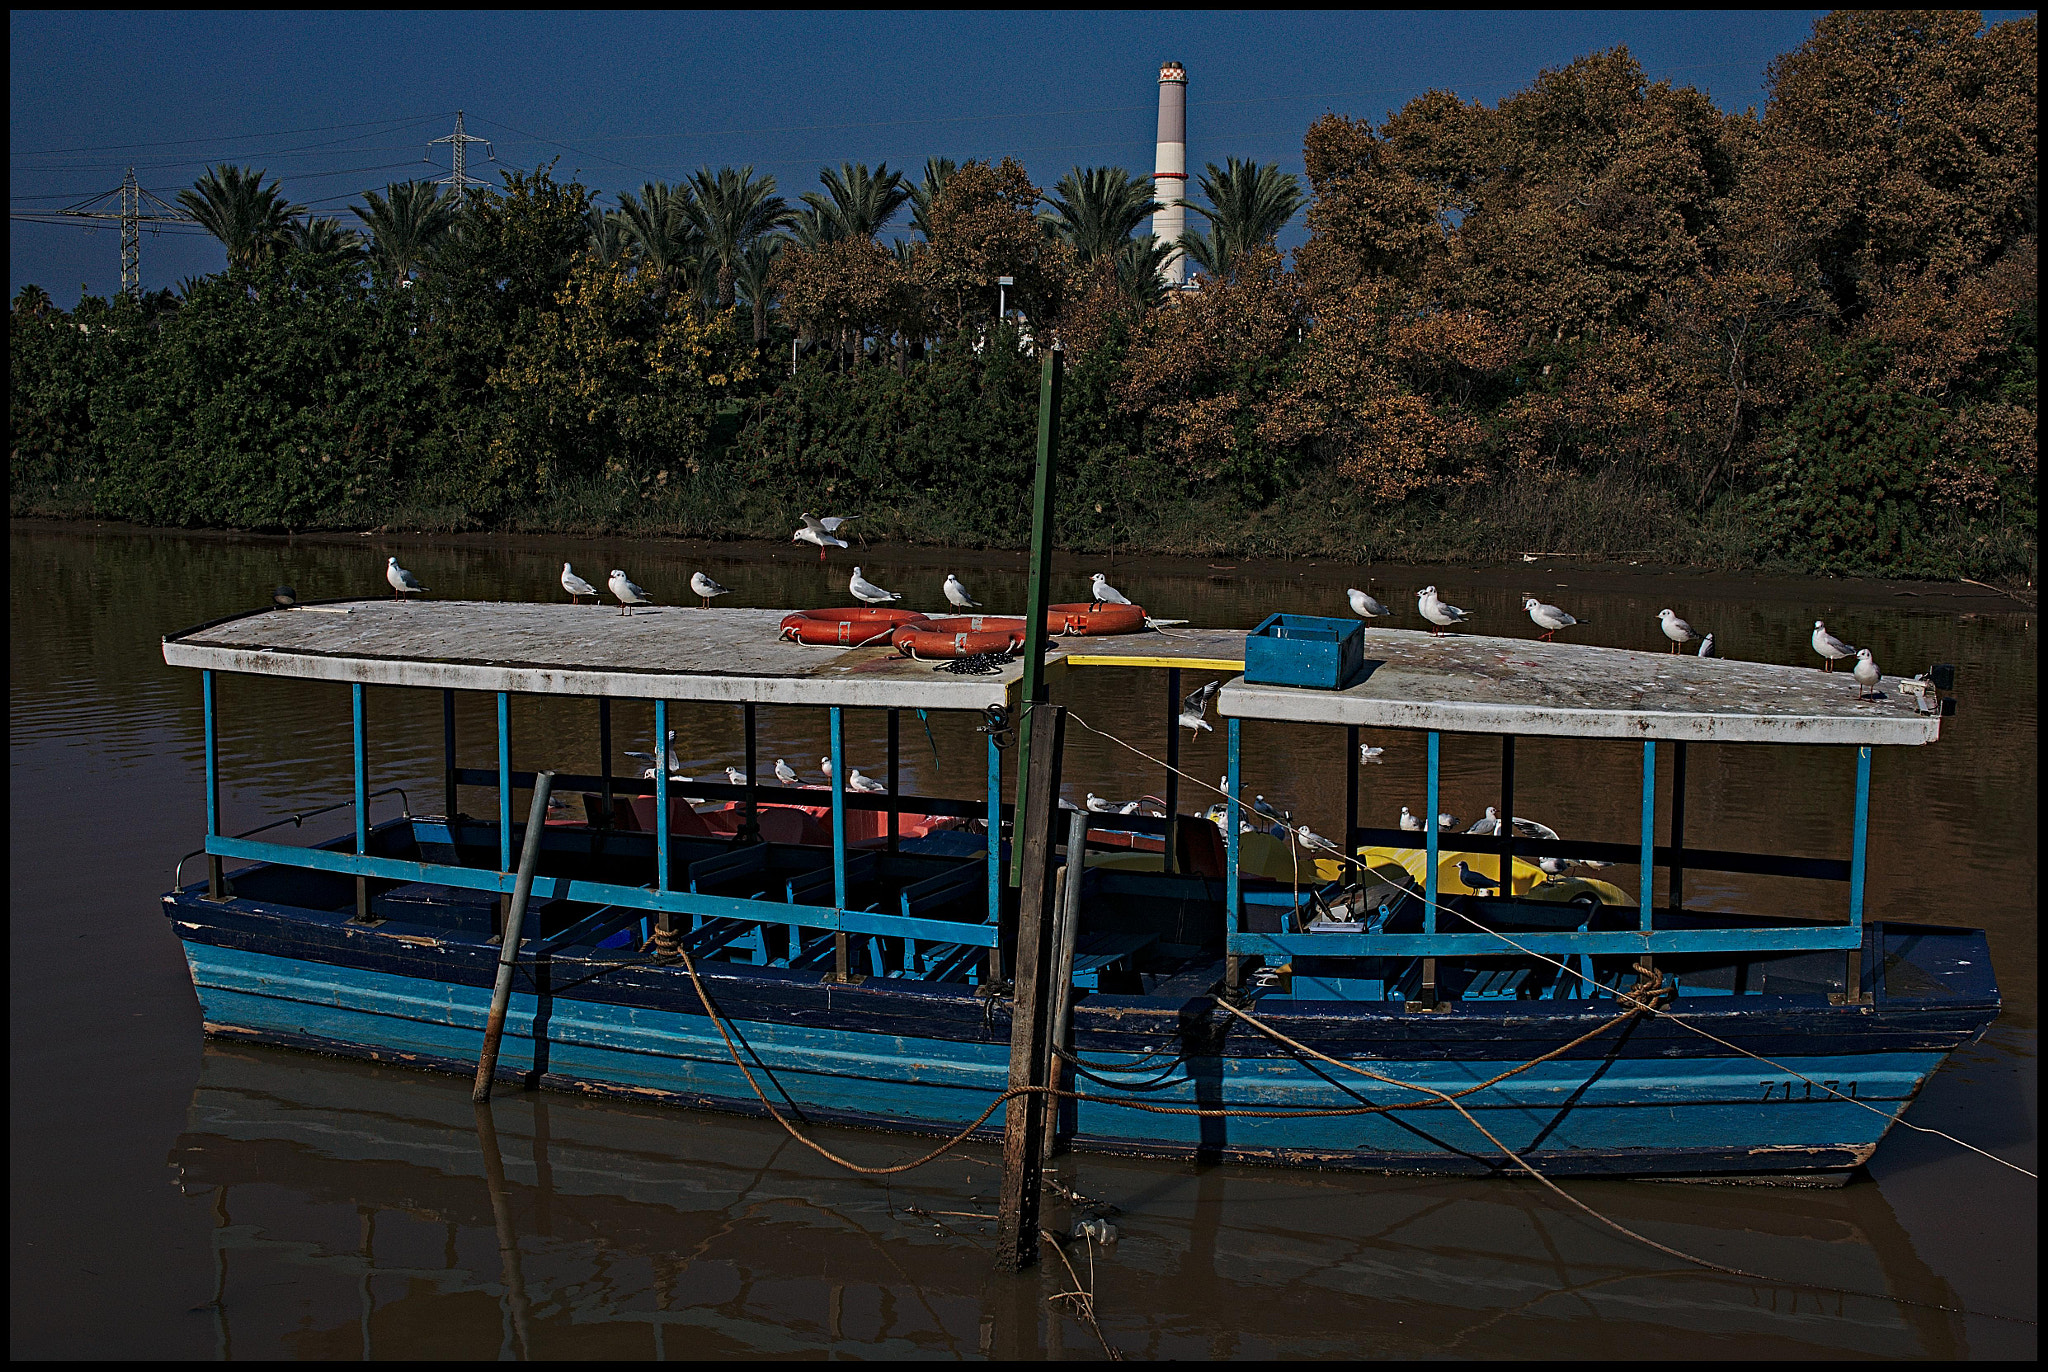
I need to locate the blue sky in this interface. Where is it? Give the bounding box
[6,9,1965,305]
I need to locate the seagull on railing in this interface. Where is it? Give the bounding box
[1417,586,1470,635]
[690,572,730,608]
[1089,573,1133,611]
[1813,620,1855,672]
[819,754,835,781]
[1178,680,1220,734]
[1535,855,1574,880]
[1358,742,1385,764]
[1400,807,1422,831]
[943,574,981,609]
[1253,795,1290,824]
[1658,609,1697,653]
[847,769,888,794]
[609,569,654,615]
[1437,812,1461,831]
[849,567,899,605]
[774,758,801,786]
[561,563,598,604]
[386,557,427,598]
[794,512,854,561]
[1347,587,1390,619]
[724,766,747,787]
[1523,597,1582,641]
[1454,861,1501,894]
[1852,648,1885,699]
[1466,807,1502,836]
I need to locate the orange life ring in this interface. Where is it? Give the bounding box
[779,607,933,647]
[1046,602,1147,635]
[891,615,1029,659]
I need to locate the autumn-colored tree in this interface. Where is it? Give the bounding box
[910,158,1074,337]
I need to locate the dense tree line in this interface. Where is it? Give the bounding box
[11,12,2036,577]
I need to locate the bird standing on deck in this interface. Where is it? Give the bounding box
[690,572,730,608]
[609,570,654,615]
[561,563,598,604]
[794,513,855,561]
[1400,807,1422,831]
[1813,620,1855,672]
[1178,679,1221,733]
[774,758,800,786]
[1347,587,1389,619]
[1852,648,1884,699]
[1523,597,1581,641]
[1454,861,1501,894]
[943,574,981,609]
[848,769,887,794]
[849,567,899,605]
[1658,609,1697,653]
[1089,573,1133,611]
[386,557,426,598]
[1417,586,1470,635]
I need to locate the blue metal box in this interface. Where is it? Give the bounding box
[1243,613,1365,689]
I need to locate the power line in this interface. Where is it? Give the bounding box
[11,113,453,159]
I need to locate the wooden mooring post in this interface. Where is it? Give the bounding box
[994,703,1066,1271]
[1041,807,1088,1161]
[474,771,555,1103]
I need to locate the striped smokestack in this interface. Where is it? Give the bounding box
[1153,61,1188,287]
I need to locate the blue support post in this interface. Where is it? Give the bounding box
[654,700,670,894]
[1423,732,1440,934]
[830,707,847,910]
[203,670,223,898]
[352,683,369,857]
[1225,718,1242,932]
[1849,745,1871,929]
[987,731,1002,922]
[496,692,512,875]
[1639,740,1657,929]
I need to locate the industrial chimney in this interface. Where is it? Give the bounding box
[1153,61,1188,287]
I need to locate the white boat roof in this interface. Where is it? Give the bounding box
[1217,629,1940,745]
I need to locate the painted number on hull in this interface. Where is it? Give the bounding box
[1760,1080,1856,1101]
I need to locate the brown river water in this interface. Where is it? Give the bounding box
[9,521,2037,1358]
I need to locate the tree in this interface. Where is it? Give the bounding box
[687,166,793,309]
[733,233,789,343]
[585,205,631,269]
[1042,167,1159,263]
[908,158,958,241]
[800,161,911,243]
[910,158,1074,336]
[613,181,703,300]
[351,181,459,283]
[1179,158,1304,280]
[284,217,366,273]
[179,165,304,272]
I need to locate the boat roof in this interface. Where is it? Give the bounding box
[1217,629,1940,745]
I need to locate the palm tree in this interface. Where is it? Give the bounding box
[1042,167,1160,263]
[585,205,630,268]
[12,284,52,317]
[732,233,789,343]
[686,165,793,310]
[283,216,366,270]
[614,181,703,298]
[1112,235,1175,310]
[908,158,958,241]
[800,162,910,243]
[351,181,459,283]
[179,165,304,272]
[1178,158,1304,280]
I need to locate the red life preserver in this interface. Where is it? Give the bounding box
[779,607,933,647]
[891,615,1029,659]
[1046,602,1147,635]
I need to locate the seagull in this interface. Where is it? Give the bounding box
[1178,679,1221,733]
[847,769,888,794]
[1089,573,1134,610]
[1658,609,1697,653]
[1085,793,1120,813]
[609,569,654,615]
[386,557,426,598]
[1454,861,1501,894]
[774,758,801,786]
[690,572,730,608]
[793,512,854,561]
[1437,813,1462,831]
[1697,633,1716,658]
[849,567,899,605]
[1852,648,1884,699]
[624,730,683,774]
[1399,807,1422,831]
[1535,855,1574,879]
[1510,816,1561,842]
[561,563,599,604]
[1417,586,1470,635]
[1813,620,1855,672]
[1347,587,1390,619]
[1296,826,1345,858]
[1466,807,1501,836]
[943,574,981,609]
[272,585,297,609]
[1253,795,1290,824]
[1523,597,1581,641]
[724,766,748,787]
[819,754,835,781]
[1358,743,1385,765]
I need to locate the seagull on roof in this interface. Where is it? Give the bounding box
[847,768,887,794]
[609,569,654,615]
[1178,679,1221,733]
[1089,573,1133,611]
[943,574,981,609]
[1697,633,1716,658]
[1852,647,1884,699]
[1358,742,1385,764]
[1466,807,1501,836]
[1347,587,1390,619]
[690,572,730,608]
[1417,586,1470,635]
[561,563,598,604]
[1454,861,1501,894]
[386,557,426,598]
[1400,807,1422,831]
[794,512,855,561]
[1523,597,1581,641]
[774,758,801,786]
[1813,620,1855,672]
[849,567,899,605]
[1658,609,1696,653]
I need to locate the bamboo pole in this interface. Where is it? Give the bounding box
[473,771,555,1103]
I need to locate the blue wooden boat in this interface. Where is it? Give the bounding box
[161,601,1996,1181]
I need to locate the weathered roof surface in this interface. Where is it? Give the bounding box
[1218,629,1941,745]
[163,601,1028,710]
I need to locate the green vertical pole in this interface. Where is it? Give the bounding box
[1009,347,1064,887]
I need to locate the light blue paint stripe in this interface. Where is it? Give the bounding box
[830,706,846,909]
[1425,731,1440,930]
[202,669,219,839]
[352,682,368,856]
[654,699,670,893]
[1229,926,1863,958]
[496,692,512,872]
[986,732,1001,921]
[1226,717,1241,930]
[1849,745,1871,930]
[1640,739,1656,924]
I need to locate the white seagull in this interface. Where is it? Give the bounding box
[1399,807,1422,831]
[1523,597,1580,641]
[624,730,683,774]
[1812,620,1855,672]
[690,572,730,608]
[561,562,599,604]
[942,574,981,609]
[1437,812,1462,831]
[819,754,835,781]
[1535,855,1575,879]
[774,758,801,786]
[1417,586,1471,635]
[1358,743,1385,765]
[724,766,748,787]
[1089,573,1134,610]
[1466,807,1501,836]
[1296,826,1345,858]
[1510,816,1561,842]
[793,512,855,561]
[1085,793,1120,813]
[1852,648,1884,699]
[609,569,654,615]
[847,769,888,794]
[1697,633,1716,658]
[849,567,899,605]
[1178,679,1221,734]
[1658,609,1696,653]
[386,557,427,598]
[1347,587,1390,619]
